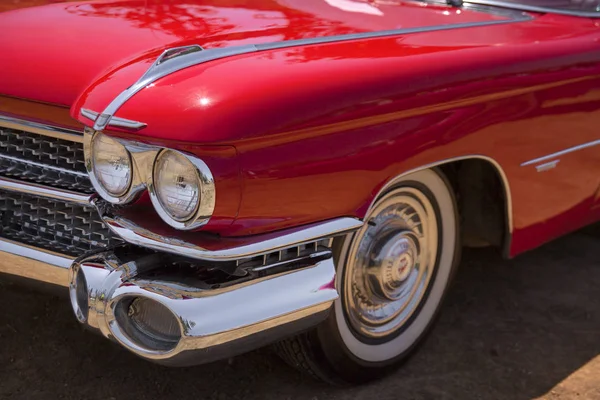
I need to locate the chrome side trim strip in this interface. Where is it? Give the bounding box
[535,160,559,172]
[0,176,93,205]
[0,114,83,143]
[81,108,147,130]
[91,13,531,131]
[100,211,362,261]
[0,237,72,287]
[0,153,89,177]
[521,140,600,167]
[466,0,600,18]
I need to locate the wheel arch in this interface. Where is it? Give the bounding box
[367,156,513,258]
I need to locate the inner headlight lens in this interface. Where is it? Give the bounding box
[154,150,200,221]
[92,133,132,197]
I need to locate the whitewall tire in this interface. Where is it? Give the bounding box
[275,168,460,384]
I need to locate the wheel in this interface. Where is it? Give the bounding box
[275,168,460,384]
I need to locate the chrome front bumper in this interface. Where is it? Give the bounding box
[0,234,339,366]
[0,237,73,287]
[69,249,337,365]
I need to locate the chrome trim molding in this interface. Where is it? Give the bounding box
[90,14,531,131]
[100,210,363,261]
[81,108,147,131]
[0,237,72,287]
[70,250,337,365]
[0,175,94,205]
[521,140,600,167]
[0,114,83,143]
[535,160,559,172]
[253,14,529,51]
[466,0,600,18]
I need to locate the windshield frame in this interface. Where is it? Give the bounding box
[464,0,600,18]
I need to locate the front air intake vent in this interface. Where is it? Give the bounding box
[236,238,334,274]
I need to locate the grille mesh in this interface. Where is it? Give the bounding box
[0,190,123,256]
[0,127,94,193]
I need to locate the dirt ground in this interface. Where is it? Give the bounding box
[0,225,598,400]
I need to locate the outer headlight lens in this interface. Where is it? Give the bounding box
[92,133,132,197]
[154,150,201,222]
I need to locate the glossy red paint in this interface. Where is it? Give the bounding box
[1,1,600,259]
[0,0,506,108]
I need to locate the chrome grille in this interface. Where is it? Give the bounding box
[0,189,122,256]
[0,127,93,193]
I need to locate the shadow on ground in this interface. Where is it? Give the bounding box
[0,225,598,400]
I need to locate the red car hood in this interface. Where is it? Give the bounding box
[0,0,508,108]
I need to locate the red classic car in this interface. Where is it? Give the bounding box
[0,0,598,384]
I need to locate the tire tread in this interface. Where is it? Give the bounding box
[274,334,341,385]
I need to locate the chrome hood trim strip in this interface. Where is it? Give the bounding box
[91,44,259,130]
[90,11,531,131]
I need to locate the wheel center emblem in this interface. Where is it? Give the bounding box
[393,252,413,282]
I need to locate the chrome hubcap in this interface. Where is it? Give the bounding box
[367,232,419,301]
[344,187,438,339]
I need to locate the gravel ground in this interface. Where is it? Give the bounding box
[0,225,598,400]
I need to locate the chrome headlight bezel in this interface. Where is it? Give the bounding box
[149,149,215,230]
[84,129,215,230]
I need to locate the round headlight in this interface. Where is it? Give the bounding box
[153,150,201,222]
[92,133,132,197]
